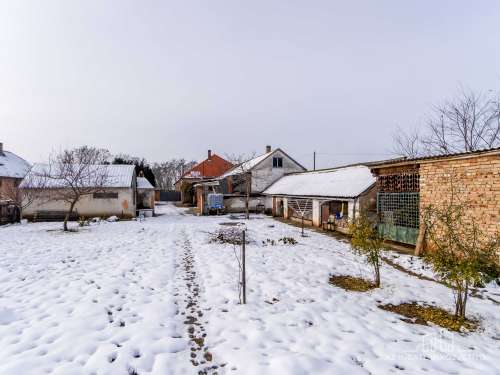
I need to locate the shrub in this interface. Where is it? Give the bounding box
[349,213,383,287]
[423,196,499,320]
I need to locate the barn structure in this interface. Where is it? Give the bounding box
[370,147,500,254]
[263,164,377,233]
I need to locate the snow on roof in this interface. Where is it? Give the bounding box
[137,176,154,189]
[263,165,376,198]
[21,163,135,189]
[0,151,30,179]
[220,151,273,178]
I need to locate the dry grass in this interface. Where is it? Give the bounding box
[378,302,479,332]
[329,275,377,292]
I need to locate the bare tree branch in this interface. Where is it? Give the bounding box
[393,88,500,158]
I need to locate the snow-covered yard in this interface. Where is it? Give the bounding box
[0,203,499,374]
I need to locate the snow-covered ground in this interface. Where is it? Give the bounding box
[1,203,499,374]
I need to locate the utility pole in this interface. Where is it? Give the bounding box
[242,230,246,304]
[313,151,316,171]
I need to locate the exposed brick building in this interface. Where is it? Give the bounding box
[174,150,233,204]
[370,148,499,254]
[0,142,30,224]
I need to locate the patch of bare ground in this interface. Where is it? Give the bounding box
[329,275,377,292]
[378,302,479,332]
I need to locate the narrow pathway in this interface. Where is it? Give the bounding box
[175,229,223,374]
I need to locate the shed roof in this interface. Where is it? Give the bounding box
[0,150,30,179]
[370,147,500,169]
[21,163,135,189]
[263,165,376,199]
[137,176,154,189]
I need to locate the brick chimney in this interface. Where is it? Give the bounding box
[207,149,212,160]
[266,145,272,153]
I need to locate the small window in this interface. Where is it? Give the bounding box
[93,192,118,199]
[272,157,283,168]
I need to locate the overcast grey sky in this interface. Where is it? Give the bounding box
[1,1,499,169]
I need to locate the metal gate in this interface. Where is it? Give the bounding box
[376,172,420,245]
[377,192,419,245]
[159,190,181,202]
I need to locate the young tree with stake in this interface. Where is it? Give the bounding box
[349,213,383,287]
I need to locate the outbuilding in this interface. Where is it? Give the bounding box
[137,176,155,216]
[370,147,500,254]
[263,164,377,234]
[21,164,138,220]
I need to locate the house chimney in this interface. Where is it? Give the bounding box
[0,142,3,155]
[266,145,271,153]
[208,149,212,159]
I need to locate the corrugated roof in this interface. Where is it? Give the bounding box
[21,163,135,188]
[371,147,500,168]
[263,165,376,199]
[137,176,154,189]
[0,151,30,179]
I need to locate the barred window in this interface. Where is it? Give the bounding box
[378,173,419,192]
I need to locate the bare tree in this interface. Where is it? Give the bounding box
[225,153,258,220]
[41,146,110,231]
[152,159,196,190]
[7,168,47,211]
[394,88,500,157]
[393,126,423,158]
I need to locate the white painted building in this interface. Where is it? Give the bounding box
[137,176,155,215]
[21,164,138,220]
[215,146,306,213]
[263,164,377,233]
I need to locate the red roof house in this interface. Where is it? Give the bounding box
[175,150,233,203]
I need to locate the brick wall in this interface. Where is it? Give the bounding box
[419,154,500,239]
[0,177,18,201]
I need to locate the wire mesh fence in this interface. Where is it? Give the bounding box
[377,192,420,228]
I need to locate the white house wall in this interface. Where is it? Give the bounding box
[224,196,266,213]
[312,200,321,226]
[251,150,305,193]
[23,188,136,219]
